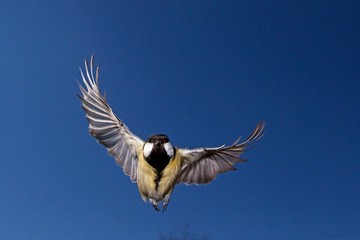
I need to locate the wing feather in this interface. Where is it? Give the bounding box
[177,122,265,185]
[78,55,144,182]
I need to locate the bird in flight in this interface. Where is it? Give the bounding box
[78,55,265,212]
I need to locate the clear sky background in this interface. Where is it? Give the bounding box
[1,1,359,239]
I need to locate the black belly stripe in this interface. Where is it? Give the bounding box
[154,172,162,191]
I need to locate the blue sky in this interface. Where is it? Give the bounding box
[1,1,359,239]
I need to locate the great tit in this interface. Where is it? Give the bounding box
[78,56,265,212]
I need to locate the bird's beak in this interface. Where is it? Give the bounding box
[155,141,161,148]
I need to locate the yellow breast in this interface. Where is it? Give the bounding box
[157,152,182,195]
[136,148,182,201]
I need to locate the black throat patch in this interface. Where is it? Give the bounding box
[145,147,174,190]
[145,147,171,173]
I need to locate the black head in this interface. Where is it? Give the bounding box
[143,134,174,172]
[147,134,170,147]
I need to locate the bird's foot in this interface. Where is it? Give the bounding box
[162,195,171,212]
[149,198,160,212]
[162,203,168,212]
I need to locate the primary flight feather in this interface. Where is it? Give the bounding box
[78,55,265,211]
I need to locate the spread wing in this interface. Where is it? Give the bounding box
[177,122,265,185]
[77,55,144,182]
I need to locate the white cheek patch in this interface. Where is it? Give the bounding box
[164,142,174,158]
[143,143,154,158]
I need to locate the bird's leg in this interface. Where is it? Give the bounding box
[149,198,160,212]
[162,194,171,212]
